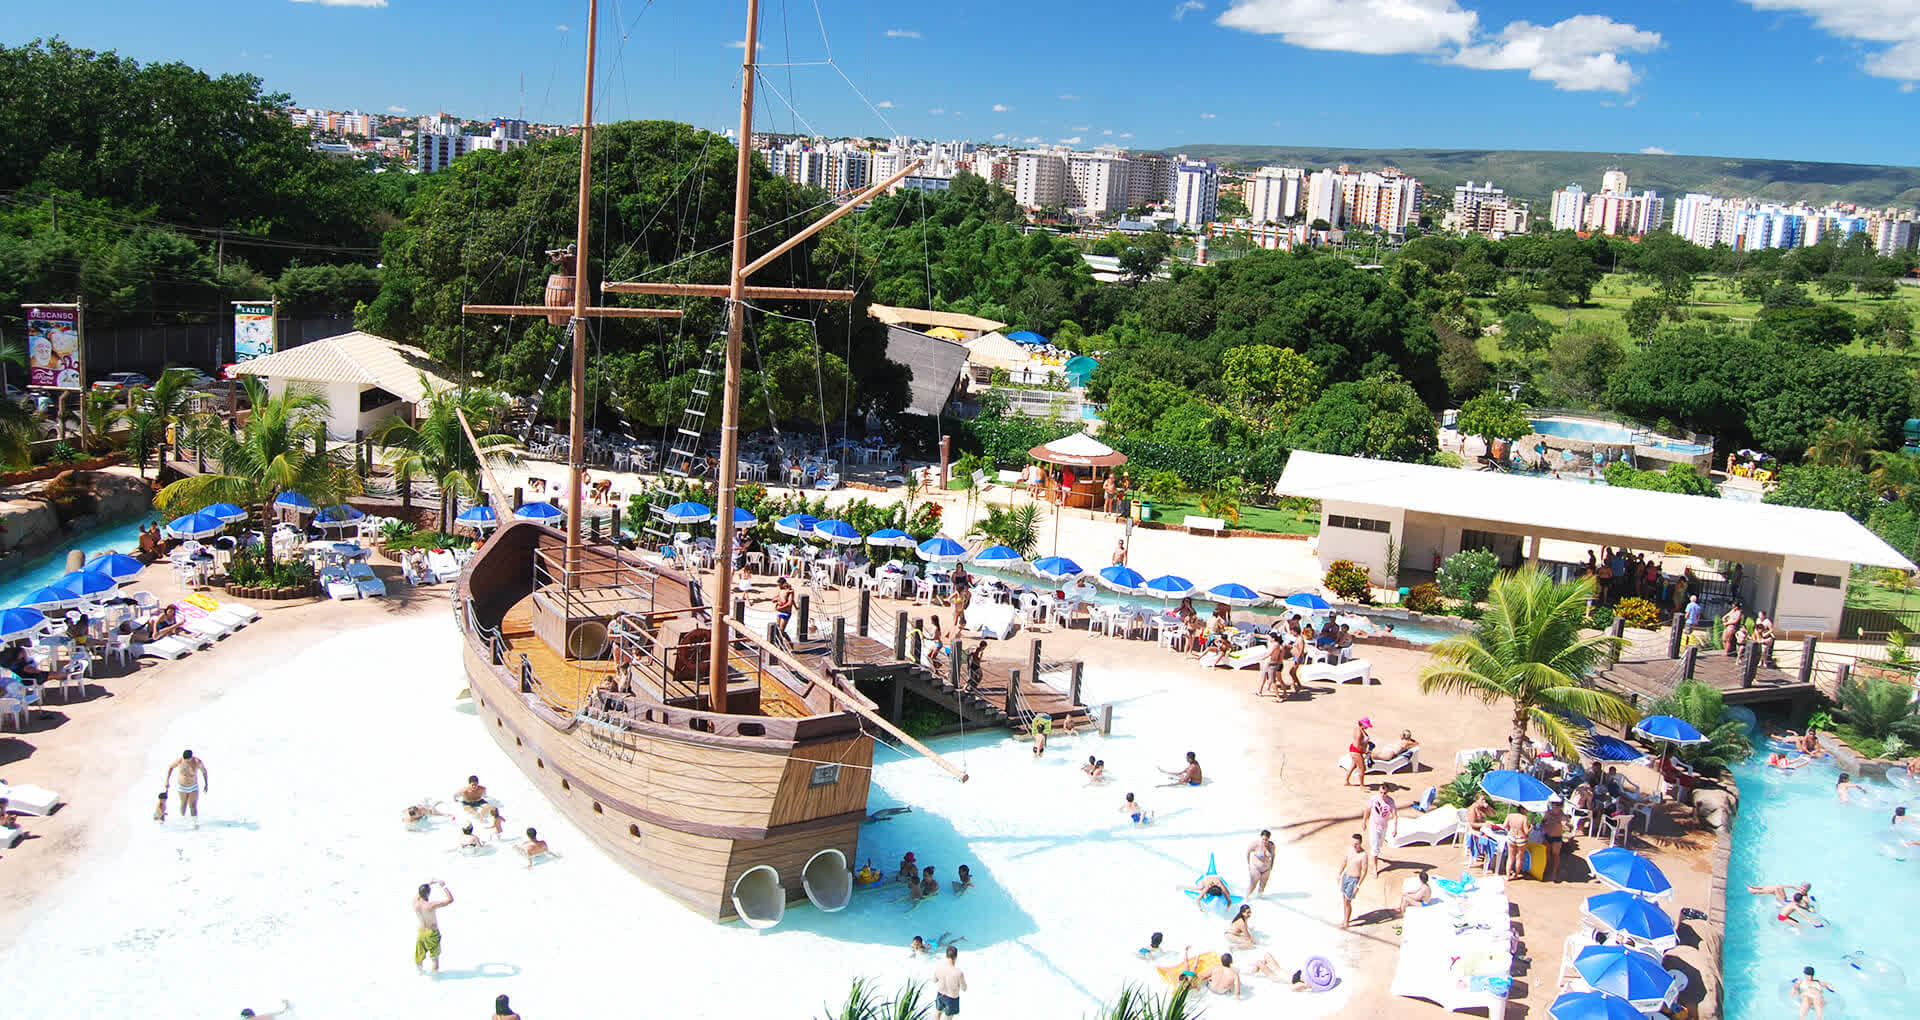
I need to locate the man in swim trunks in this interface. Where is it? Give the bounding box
[932,945,965,1018]
[774,579,795,639]
[403,802,448,826]
[1200,952,1244,998]
[1187,874,1232,910]
[1160,751,1202,786]
[1338,832,1369,929]
[412,879,454,973]
[1746,881,1812,903]
[1122,793,1151,824]
[164,749,209,829]
[521,827,549,867]
[1259,633,1285,697]
[1541,796,1568,881]
[1344,718,1372,787]
[1776,890,1823,928]
[455,776,487,810]
[1794,965,1833,1019]
[1247,829,1276,896]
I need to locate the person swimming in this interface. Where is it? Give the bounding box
[951,864,973,895]
[1136,932,1166,959]
[1160,751,1202,787]
[1122,792,1152,825]
[1776,890,1825,928]
[1187,874,1232,911]
[1793,965,1834,1019]
[1086,759,1107,784]
[1836,772,1865,804]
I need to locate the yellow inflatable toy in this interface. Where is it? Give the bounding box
[1157,951,1221,989]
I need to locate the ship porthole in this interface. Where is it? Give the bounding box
[560,778,571,792]
[515,736,522,747]
[495,717,503,728]
[628,824,641,838]
[592,802,604,815]
[536,758,545,769]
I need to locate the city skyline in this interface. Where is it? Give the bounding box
[7,1,1920,167]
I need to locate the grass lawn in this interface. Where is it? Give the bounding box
[1145,498,1320,535]
[1846,580,1920,613]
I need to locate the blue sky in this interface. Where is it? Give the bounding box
[9,0,1920,165]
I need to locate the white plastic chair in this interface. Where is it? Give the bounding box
[1599,812,1635,847]
[107,631,135,668]
[0,695,24,731]
[1087,606,1112,636]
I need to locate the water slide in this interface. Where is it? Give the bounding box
[802,849,852,912]
[731,865,786,929]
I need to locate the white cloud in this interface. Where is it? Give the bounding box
[1058,93,1081,101]
[992,103,1011,112]
[1022,136,1045,144]
[1200,112,1217,119]
[929,107,946,115]
[290,0,388,6]
[1742,2,1920,82]
[726,40,766,50]
[1217,0,1476,55]
[386,104,407,114]
[1640,146,1671,154]
[1174,0,1206,18]
[886,28,921,39]
[555,24,568,32]
[1119,132,1134,138]
[875,100,896,109]
[1451,16,1661,92]
[993,132,1009,141]
[1059,136,1083,144]
[1072,124,1091,132]
[1101,129,1114,135]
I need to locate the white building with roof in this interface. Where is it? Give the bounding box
[1277,451,1914,638]
[234,331,459,441]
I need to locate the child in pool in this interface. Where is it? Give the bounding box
[154,791,168,824]
[1122,792,1152,825]
[1136,932,1166,959]
[1086,759,1107,785]
[951,865,973,895]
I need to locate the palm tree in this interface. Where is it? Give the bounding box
[80,391,125,454]
[1645,680,1753,775]
[1420,567,1635,768]
[1868,449,1920,499]
[135,366,211,467]
[1804,416,1881,469]
[967,503,1041,556]
[155,378,354,563]
[0,338,36,467]
[123,408,165,479]
[372,374,518,530]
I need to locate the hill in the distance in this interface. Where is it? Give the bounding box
[1167,146,1920,210]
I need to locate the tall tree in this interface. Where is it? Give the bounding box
[373,376,519,529]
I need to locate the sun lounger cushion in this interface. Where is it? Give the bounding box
[0,781,61,816]
[1303,658,1373,684]
[966,602,1018,640]
[1391,806,1462,848]
[0,825,18,848]
[212,602,260,622]
[137,637,196,660]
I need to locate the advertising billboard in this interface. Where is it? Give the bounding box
[233,300,276,363]
[23,304,82,390]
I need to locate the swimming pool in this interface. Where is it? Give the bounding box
[967,565,1460,645]
[0,515,154,607]
[1725,750,1918,1019]
[1530,418,1712,456]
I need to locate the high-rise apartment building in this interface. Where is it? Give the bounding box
[1068,150,1133,213]
[1172,159,1218,227]
[416,124,471,173]
[1551,171,1660,236]
[1304,169,1345,228]
[1125,153,1175,209]
[1550,184,1587,231]
[1250,166,1305,223]
[1447,181,1529,237]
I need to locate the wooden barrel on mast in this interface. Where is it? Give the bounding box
[543,244,578,326]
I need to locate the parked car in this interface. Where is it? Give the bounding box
[91,372,151,394]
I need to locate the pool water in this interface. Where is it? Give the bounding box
[1725,751,1919,1019]
[1529,418,1712,456]
[966,565,1458,645]
[0,515,154,606]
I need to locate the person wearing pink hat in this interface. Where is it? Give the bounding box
[1344,718,1373,787]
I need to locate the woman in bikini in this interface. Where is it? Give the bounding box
[1343,718,1373,787]
[1225,904,1257,948]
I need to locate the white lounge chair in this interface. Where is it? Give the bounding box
[1338,747,1422,776]
[0,825,20,849]
[319,567,360,600]
[427,549,463,581]
[1391,806,1462,848]
[137,636,197,660]
[0,780,62,816]
[347,563,387,598]
[965,601,1018,640]
[1303,657,1373,684]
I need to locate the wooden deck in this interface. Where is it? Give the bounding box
[1595,631,1826,708]
[784,632,1092,733]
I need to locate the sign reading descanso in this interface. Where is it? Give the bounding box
[233,300,276,362]
[23,304,82,390]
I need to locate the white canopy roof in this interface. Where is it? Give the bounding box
[1031,432,1126,468]
[1278,451,1915,570]
[234,331,456,403]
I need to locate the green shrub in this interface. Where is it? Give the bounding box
[384,530,474,551]
[1587,603,1615,631]
[1404,582,1445,614]
[226,549,316,589]
[1438,548,1499,603]
[1324,559,1372,603]
[1837,676,1920,747]
[1142,470,1184,503]
[48,441,83,464]
[1614,596,1662,630]
[1439,752,1498,808]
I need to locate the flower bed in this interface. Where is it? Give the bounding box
[222,580,319,601]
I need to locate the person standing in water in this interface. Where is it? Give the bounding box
[933,945,966,1019]
[164,750,209,828]
[412,879,454,974]
[1246,829,1275,897]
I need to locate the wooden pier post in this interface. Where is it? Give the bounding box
[513,487,524,512]
[1070,661,1084,705]
[767,622,781,644]
[1006,667,1020,719]
[1834,662,1851,695]
[589,514,601,540]
[1609,618,1625,665]
[733,598,746,623]
[1667,615,1684,659]
[893,610,909,660]
[950,642,963,691]
[797,594,811,640]
[1798,635,1817,686]
[1680,646,1697,681]
[910,620,922,666]
[891,673,905,722]
[858,589,871,636]
[1028,638,1043,692]
[833,617,846,666]
[1099,703,1113,735]
[1740,642,1761,688]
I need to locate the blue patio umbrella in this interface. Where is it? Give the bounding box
[916,536,968,564]
[1142,574,1197,599]
[1572,944,1675,1004]
[85,552,145,584]
[1206,582,1264,607]
[164,511,226,540]
[1097,564,1147,594]
[814,520,862,545]
[514,501,565,523]
[1030,555,1084,582]
[866,528,915,548]
[315,505,366,527]
[1634,715,1706,746]
[455,505,498,529]
[1549,990,1645,1020]
[730,507,758,527]
[201,502,249,523]
[58,570,119,600]
[774,513,818,537]
[972,544,1025,567]
[0,607,48,640]
[1586,846,1674,899]
[1007,330,1049,346]
[658,501,713,525]
[273,491,316,510]
[18,586,79,610]
[1586,735,1649,764]
[1479,769,1557,809]
[1581,890,1677,944]
[1284,592,1332,612]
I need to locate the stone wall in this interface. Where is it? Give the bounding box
[0,466,157,575]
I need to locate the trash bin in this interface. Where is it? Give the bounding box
[1137,502,1154,522]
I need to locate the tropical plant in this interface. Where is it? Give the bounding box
[1438,547,1499,603]
[1404,582,1445,614]
[1806,710,1834,733]
[122,408,164,478]
[79,390,125,454]
[1868,450,1920,499]
[133,365,210,465]
[1087,979,1202,1020]
[1836,676,1920,747]
[1438,751,1499,808]
[1324,559,1372,603]
[1586,603,1614,631]
[818,976,887,1020]
[1613,597,1663,630]
[1419,567,1634,768]
[1197,479,1240,525]
[48,440,83,464]
[1142,470,1184,503]
[1803,415,1881,469]
[372,375,518,530]
[968,503,1041,557]
[155,378,356,564]
[1644,680,1754,774]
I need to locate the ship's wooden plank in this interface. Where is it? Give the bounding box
[768,736,875,827]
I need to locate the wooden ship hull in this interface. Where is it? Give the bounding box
[457,521,875,923]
